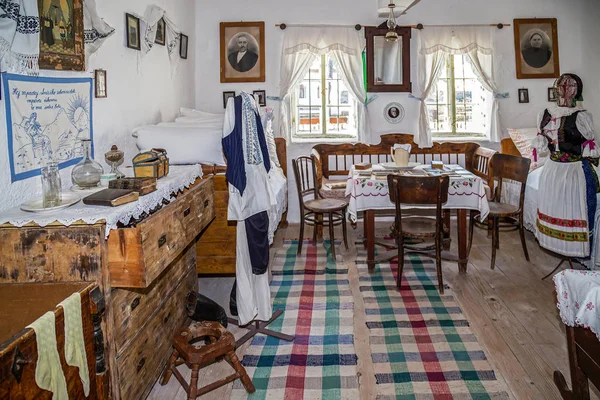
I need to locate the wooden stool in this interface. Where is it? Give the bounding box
[160,321,255,399]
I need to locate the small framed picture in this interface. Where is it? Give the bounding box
[95,69,107,98]
[126,13,141,50]
[155,18,166,46]
[384,102,405,123]
[223,91,235,108]
[518,88,529,104]
[548,87,557,102]
[253,90,266,107]
[180,33,188,59]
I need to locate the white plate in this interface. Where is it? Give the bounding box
[20,193,81,213]
[380,162,421,170]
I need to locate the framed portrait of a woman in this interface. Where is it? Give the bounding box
[514,18,560,79]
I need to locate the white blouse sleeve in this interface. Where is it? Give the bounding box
[222,97,235,140]
[578,112,600,157]
[532,109,549,152]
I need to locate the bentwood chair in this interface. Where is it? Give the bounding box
[292,156,349,261]
[387,174,450,294]
[468,153,531,269]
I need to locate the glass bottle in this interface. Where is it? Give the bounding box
[41,162,62,208]
[71,139,104,188]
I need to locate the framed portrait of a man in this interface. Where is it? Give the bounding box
[220,21,265,83]
[514,18,560,79]
[37,0,85,71]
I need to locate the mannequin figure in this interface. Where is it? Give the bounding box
[533,73,600,258]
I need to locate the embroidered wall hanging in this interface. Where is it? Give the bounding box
[3,73,93,182]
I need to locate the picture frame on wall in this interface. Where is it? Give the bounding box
[126,13,141,50]
[223,91,235,108]
[548,87,557,102]
[518,88,530,104]
[180,33,189,59]
[38,0,85,71]
[155,18,166,46]
[514,18,560,79]
[94,69,107,98]
[220,21,265,83]
[253,90,266,106]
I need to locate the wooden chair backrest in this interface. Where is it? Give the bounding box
[490,153,531,206]
[387,174,450,205]
[312,134,480,179]
[292,156,318,207]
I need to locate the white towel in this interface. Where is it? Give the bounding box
[27,312,69,400]
[83,0,115,64]
[59,293,90,397]
[141,5,180,73]
[0,0,40,74]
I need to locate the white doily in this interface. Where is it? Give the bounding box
[554,269,600,341]
[0,165,203,238]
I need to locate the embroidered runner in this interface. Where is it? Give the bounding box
[356,248,509,399]
[231,239,359,400]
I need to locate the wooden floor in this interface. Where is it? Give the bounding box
[148,220,600,400]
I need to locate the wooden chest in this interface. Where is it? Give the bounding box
[0,282,106,399]
[0,177,215,400]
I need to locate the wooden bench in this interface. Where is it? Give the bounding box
[311,133,497,199]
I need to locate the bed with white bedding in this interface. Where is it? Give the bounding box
[502,136,600,269]
[133,107,288,275]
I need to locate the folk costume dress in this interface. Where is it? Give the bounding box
[533,104,600,258]
[222,92,276,326]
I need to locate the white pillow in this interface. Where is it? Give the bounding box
[507,128,547,171]
[179,107,223,119]
[135,125,225,165]
[174,115,224,125]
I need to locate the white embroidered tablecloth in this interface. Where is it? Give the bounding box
[0,165,203,238]
[345,165,490,222]
[554,269,600,340]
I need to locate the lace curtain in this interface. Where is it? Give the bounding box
[413,26,502,147]
[279,26,368,141]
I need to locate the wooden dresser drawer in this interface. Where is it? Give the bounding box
[111,246,196,354]
[115,267,196,400]
[107,177,214,288]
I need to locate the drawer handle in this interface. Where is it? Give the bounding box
[163,312,171,324]
[204,199,209,208]
[131,297,140,311]
[184,207,191,217]
[158,234,167,248]
[136,357,146,373]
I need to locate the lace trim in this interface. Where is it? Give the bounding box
[420,43,492,56]
[284,43,357,56]
[0,37,38,75]
[0,165,203,238]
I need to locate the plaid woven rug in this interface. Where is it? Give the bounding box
[231,239,360,400]
[356,248,509,400]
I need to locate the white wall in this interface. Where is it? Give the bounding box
[580,0,600,132]
[194,0,593,222]
[0,0,195,211]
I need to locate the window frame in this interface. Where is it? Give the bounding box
[291,54,358,141]
[429,55,488,139]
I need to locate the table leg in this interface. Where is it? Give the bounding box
[365,210,375,272]
[457,209,468,273]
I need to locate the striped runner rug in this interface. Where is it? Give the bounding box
[356,249,509,400]
[231,239,360,400]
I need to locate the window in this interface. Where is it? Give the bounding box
[292,55,358,139]
[425,55,491,137]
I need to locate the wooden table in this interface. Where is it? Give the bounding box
[346,165,490,273]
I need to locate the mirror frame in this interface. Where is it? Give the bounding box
[365,25,412,93]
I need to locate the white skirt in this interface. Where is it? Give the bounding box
[535,159,591,257]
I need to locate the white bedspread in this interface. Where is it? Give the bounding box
[504,166,600,269]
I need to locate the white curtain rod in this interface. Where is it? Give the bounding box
[276,23,363,30]
[411,23,510,29]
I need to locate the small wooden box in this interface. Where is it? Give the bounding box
[133,148,170,179]
[109,177,157,196]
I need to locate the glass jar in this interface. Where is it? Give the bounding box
[41,162,62,208]
[71,139,104,188]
